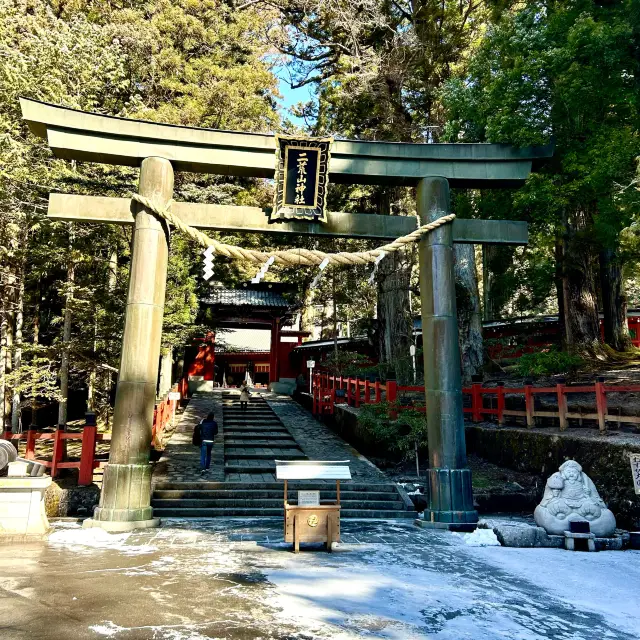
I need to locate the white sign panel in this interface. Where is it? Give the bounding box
[168,392,181,401]
[276,462,352,481]
[631,454,640,495]
[298,490,320,507]
[307,360,316,369]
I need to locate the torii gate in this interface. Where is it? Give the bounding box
[21,98,552,531]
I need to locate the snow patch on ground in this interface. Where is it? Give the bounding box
[48,527,157,555]
[458,528,500,547]
[467,545,640,638]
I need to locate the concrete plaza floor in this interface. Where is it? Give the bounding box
[1,518,639,640]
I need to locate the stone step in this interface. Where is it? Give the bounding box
[223,420,283,426]
[224,433,293,440]
[153,489,401,500]
[225,461,276,472]
[223,415,281,420]
[224,450,305,460]
[151,498,405,510]
[152,507,415,519]
[224,440,299,448]
[154,480,399,490]
[223,428,289,434]
[223,408,274,412]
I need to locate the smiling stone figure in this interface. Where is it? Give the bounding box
[534,460,616,537]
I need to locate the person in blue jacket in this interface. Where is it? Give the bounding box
[193,412,218,474]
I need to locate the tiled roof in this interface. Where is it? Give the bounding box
[203,288,290,308]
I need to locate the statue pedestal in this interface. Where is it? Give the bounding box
[0,476,52,539]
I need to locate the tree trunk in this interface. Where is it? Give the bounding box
[58,252,75,426]
[87,315,98,412]
[332,276,338,357]
[561,211,601,352]
[0,306,7,431]
[158,348,173,397]
[11,272,24,433]
[554,235,566,345]
[454,244,484,384]
[299,281,314,333]
[599,248,631,351]
[481,245,497,322]
[4,288,14,426]
[30,298,40,428]
[376,250,413,384]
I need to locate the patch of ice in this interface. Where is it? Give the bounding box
[49,528,128,548]
[90,622,125,636]
[48,528,157,555]
[468,545,640,638]
[460,528,500,547]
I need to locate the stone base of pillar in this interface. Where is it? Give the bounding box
[82,516,160,532]
[90,462,158,531]
[423,467,478,529]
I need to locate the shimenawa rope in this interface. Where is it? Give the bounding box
[131,193,455,267]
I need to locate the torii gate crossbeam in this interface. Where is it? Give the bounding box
[20,98,552,531]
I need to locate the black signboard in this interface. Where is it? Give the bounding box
[271,134,332,223]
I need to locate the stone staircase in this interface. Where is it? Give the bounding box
[151,481,414,518]
[222,393,307,478]
[151,392,415,518]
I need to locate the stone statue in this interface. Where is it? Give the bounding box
[534,460,616,537]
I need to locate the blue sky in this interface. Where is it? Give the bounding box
[275,64,315,128]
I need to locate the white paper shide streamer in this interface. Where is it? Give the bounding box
[251,255,275,284]
[310,257,330,289]
[367,251,386,285]
[202,245,216,281]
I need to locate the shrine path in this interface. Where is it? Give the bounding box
[152,390,389,485]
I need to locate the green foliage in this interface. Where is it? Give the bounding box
[0,0,282,427]
[440,0,640,345]
[516,349,584,377]
[357,402,427,459]
[321,350,370,377]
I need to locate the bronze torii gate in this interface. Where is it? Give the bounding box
[21,98,552,531]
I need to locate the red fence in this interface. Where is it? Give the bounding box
[2,420,109,485]
[2,380,188,485]
[312,372,640,433]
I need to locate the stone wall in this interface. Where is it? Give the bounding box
[466,425,640,530]
[45,479,100,518]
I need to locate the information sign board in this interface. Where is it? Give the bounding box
[298,490,320,507]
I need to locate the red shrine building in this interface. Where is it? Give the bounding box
[184,283,310,390]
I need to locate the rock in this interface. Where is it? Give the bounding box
[480,519,563,548]
[534,460,616,537]
[409,492,428,513]
[45,480,100,518]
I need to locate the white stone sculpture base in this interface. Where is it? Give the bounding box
[0,475,52,539]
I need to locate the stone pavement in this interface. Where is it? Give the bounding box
[154,390,388,485]
[266,395,388,483]
[1,518,639,639]
[153,393,225,484]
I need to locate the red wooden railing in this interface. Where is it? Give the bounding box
[311,372,640,433]
[2,419,109,485]
[2,378,189,485]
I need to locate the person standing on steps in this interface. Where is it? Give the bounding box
[239,380,250,412]
[193,411,218,475]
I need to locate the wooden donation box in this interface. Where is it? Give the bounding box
[276,460,351,553]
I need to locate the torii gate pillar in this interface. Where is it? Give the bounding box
[86,157,173,531]
[417,177,477,529]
